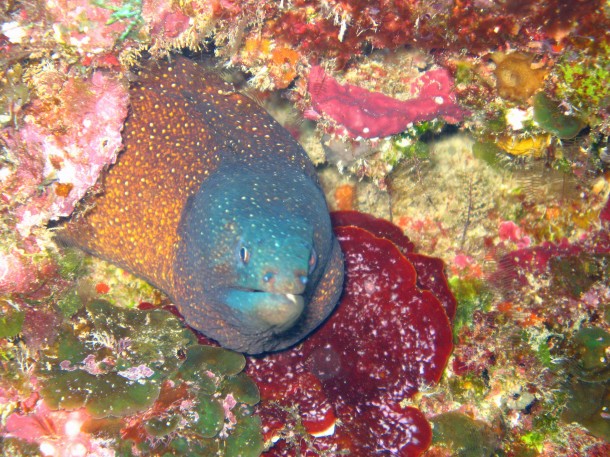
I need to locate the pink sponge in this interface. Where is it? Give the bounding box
[308,65,468,138]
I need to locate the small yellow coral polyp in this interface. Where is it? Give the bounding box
[244,37,272,54]
[240,39,299,89]
[496,135,551,157]
[270,47,299,88]
[492,52,548,103]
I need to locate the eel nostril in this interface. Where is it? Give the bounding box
[263,271,274,283]
[295,271,309,286]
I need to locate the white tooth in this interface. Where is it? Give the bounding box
[285,293,297,304]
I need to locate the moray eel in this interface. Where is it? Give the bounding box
[62,56,344,354]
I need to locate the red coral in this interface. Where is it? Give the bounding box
[308,65,468,138]
[262,0,608,64]
[248,211,454,456]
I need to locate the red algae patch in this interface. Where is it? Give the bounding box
[330,209,415,253]
[247,211,454,456]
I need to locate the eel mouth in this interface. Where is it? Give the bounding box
[257,292,305,333]
[252,291,305,332]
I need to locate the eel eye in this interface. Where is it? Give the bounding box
[308,248,317,274]
[239,246,250,264]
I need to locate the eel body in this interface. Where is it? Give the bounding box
[63,56,344,354]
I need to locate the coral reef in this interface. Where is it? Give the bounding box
[492,52,548,104]
[2,299,263,456]
[1,0,610,455]
[2,65,128,235]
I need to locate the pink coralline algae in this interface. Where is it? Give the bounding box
[142,1,192,45]
[247,211,454,456]
[1,68,129,236]
[46,0,142,54]
[308,65,468,139]
[497,220,532,249]
[4,400,108,457]
[491,205,610,327]
[0,236,59,297]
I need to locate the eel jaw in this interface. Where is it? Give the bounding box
[221,288,306,334]
[256,292,305,332]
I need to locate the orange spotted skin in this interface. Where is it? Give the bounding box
[66,60,218,292]
[63,56,344,354]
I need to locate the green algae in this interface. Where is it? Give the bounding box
[383,120,443,167]
[56,289,85,317]
[431,411,500,457]
[571,327,610,382]
[0,63,29,128]
[92,0,143,42]
[556,325,610,442]
[31,299,263,455]
[535,338,554,369]
[223,372,261,406]
[38,300,191,418]
[472,141,504,169]
[178,344,246,378]
[38,303,189,409]
[533,93,584,139]
[225,414,264,457]
[562,378,610,441]
[0,305,25,338]
[143,414,181,437]
[87,299,194,375]
[43,370,161,418]
[193,395,225,438]
[556,44,610,126]
[550,253,610,299]
[448,276,494,338]
[447,373,490,403]
[56,246,87,280]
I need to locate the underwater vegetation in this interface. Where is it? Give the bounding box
[0,210,456,456]
[2,299,263,456]
[1,0,610,455]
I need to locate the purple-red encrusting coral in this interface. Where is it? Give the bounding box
[492,232,610,292]
[247,211,454,456]
[330,210,457,320]
[490,202,610,330]
[600,195,610,228]
[307,65,468,139]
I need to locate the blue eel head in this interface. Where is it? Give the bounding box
[174,160,344,354]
